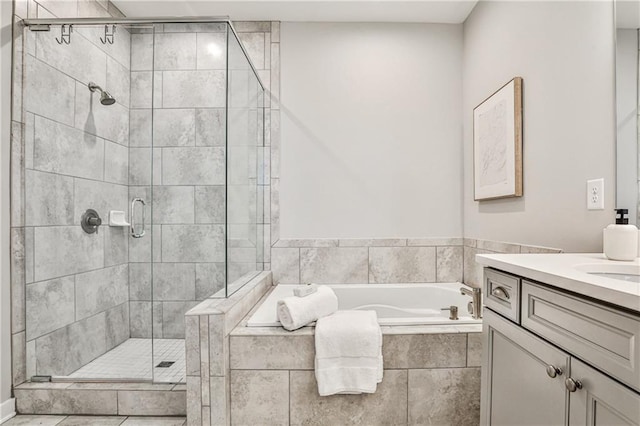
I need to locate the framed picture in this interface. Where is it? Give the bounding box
[473,77,523,201]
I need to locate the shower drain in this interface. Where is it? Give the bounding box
[156,361,175,368]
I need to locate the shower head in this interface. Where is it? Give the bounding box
[88,82,116,106]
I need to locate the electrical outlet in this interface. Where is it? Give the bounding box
[587,178,604,210]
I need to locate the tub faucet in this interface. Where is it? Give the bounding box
[460,287,482,319]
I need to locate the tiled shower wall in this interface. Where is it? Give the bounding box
[10,0,130,382]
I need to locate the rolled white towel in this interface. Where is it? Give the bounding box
[277,285,338,331]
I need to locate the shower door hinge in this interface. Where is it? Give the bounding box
[30,375,52,382]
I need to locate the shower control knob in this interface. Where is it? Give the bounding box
[546,365,563,378]
[81,209,102,234]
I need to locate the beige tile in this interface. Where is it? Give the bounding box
[369,247,436,283]
[519,244,563,254]
[436,246,463,282]
[463,246,491,288]
[230,335,314,370]
[408,368,481,426]
[271,248,299,284]
[476,239,521,253]
[467,332,483,367]
[14,389,118,415]
[230,370,288,425]
[289,370,408,425]
[300,247,368,284]
[116,390,186,416]
[273,239,338,248]
[407,238,463,246]
[338,238,407,247]
[383,334,467,368]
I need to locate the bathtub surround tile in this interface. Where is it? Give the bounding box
[289,369,408,425]
[408,237,464,246]
[369,247,436,283]
[186,376,201,425]
[210,376,229,426]
[476,239,521,254]
[33,116,104,181]
[34,226,104,282]
[467,332,483,367]
[117,391,186,416]
[162,71,226,108]
[153,109,196,147]
[273,239,338,248]
[75,264,128,320]
[25,276,75,340]
[464,238,477,248]
[208,315,227,376]
[463,246,491,288]
[519,244,563,254]
[338,238,407,247]
[57,416,127,426]
[436,246,464,282]
[14,388,118,415]
[300,247,368,284]
[120,418,186,426]
[154,33,196,70]
[408,368,481,426]
[271,248,299,284]
[162,224,225,263]
[383,334,467,369]
[185,315,200,376]
[230,370,288,426]
[230,335,314,370]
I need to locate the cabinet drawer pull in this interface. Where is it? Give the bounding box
[491,286,510,301]
[565,378,583,392]
[546,365,563,378]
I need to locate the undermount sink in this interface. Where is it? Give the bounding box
[574,263,640,283]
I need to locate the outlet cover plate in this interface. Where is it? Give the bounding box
[587,178,604,210]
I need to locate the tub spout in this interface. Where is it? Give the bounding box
[460,287,482,320]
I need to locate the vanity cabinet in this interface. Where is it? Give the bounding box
[481,268,640,426]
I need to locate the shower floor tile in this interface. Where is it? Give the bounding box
[67,338,185,383]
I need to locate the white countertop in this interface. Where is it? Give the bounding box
[476,253,640,313]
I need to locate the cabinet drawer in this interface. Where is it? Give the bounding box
[522,281,640,393]
[484,269,521,323]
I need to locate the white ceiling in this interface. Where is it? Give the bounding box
[112,0,479,24]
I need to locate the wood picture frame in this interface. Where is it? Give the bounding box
[473,77,523,201]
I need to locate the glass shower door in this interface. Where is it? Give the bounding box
[149,22,230,383]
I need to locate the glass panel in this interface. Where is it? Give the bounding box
[149,22,229,383]
[226,28,265,297]
[21,22,155,381]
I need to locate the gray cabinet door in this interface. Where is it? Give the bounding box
[568,358,640,426]
[482,310,569,426]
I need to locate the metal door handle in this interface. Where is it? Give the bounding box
[490,286,510,302]
[546,365,563,378]
[131,198,146,238]
[565,378,583,392]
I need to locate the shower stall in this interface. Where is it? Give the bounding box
[17,18,265,384]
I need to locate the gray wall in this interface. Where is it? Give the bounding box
[462,1,616,253]
[616,29,638,225]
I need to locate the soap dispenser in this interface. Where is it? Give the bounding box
[603,209,638,261]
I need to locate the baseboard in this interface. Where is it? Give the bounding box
[0,397,16,423]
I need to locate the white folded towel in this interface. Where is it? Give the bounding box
[314,310,383,396]
[277,285,338,331]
